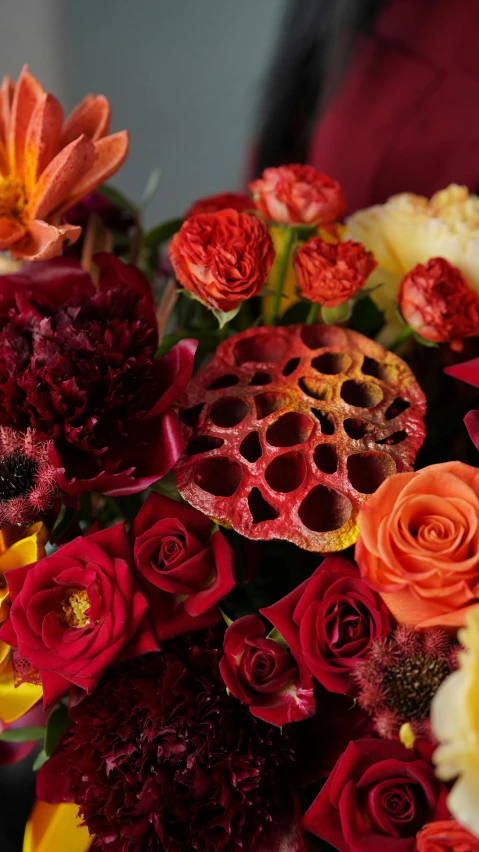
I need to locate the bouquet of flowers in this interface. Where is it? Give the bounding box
[1,67,479,852]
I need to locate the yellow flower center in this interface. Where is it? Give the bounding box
[61,589,91,628]
[0,176,26,223]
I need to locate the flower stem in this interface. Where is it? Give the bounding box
[389,325,414,351]
[268,227,295,326]
[306,302,321,324]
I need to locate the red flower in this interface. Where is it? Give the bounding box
[0,523,158,705]
[0,427,56,527]
[169,208,274,312]
[445,357,479,449]
[0,253,196,495]
[249,164,345,225]
[294,237,377,307]
[398,257,479,349]
[302,738,449,852]
[130,492,235,640]
[37,632,308,852]
[219,614,315,726]
[185,191,252,218]
[417,819,479,851]
[261,557,391,694]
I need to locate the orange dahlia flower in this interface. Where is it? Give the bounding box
[0,65,128,261]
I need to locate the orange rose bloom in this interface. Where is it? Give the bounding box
[294,237,377,307]
[417,819,479,851]
[249,164,345,226]
[355,462,479,629]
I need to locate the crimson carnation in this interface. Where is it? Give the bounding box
[37,633,307,852]
[0,253,195,496]
[185,192,252,218]
[294,237,377,307]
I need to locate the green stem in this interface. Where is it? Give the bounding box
[305,302,321,324]
[268,227,295,326]
[389,325,414,352]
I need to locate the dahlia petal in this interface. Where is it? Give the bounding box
[8,65,45,178]
[24,92,64,195]
[465,409,479,450]
[61,93,111,145]
[0,217,26,249]
[444,357,479,388]
[145,338,197,419]
[57,131,129,213]
[28,134,95,220]
[11,220,81,262]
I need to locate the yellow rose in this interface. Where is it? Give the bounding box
[432,606,479,838]
[347,185,479,319]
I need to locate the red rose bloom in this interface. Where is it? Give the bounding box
[185,191,252,218]
[0,524,157,705]
[294,237,377,307]
[302,738,449,852]
[169,208,274,312]
[417,819,479,851]
[219,614,315,726]
[398,257,479,349]
[131,492,235,640]
[249,164,345,225]
[0,253,196,495]
[261,557,391,694]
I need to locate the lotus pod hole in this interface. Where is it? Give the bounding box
[175,324,426,552]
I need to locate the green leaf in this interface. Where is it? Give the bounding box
[0,725,45,743]
[349,295,384,337]
[45,704,71,757]
[139,167,162,210]
[212,305,240,329]
[32,749,49,771]
[98,183,138,216]
[50,504,78,545]
[321,301,353,325]
[151,471,184,502]
[266,627,288,648]
[144,217,183,250]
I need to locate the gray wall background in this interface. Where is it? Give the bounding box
[0,0,286,226]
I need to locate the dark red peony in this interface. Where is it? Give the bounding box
[185,191,252,218]
[37,632,309,852]
[261,557,391,694]
[294,237,377,307]
[0,524,157,705]
[302,738,449,852]
[0,253,196,495]
[249,164,345,226]
[398,257,479,350]
[219,614,315,726]
[130,492,236,640]
[169,209,274,312]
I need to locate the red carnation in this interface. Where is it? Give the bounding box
[261,557,391,694]
[37,632,309,852]
[398,257,479,349]
[169,209,274,312]
[302,738,449,852]
[130,491,236,640]
[0,523,158,705]
[294,238,377,307]
[185,191,252,218]
[0,253,196,495]
[219,614,315,726]
[249,164,345,226]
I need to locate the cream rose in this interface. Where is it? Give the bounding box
[432,607,479,839]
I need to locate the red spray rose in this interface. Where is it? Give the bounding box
[130,492,235,640]
[219,614,315,726]
[294,237,377,307]
[169,208,274,313]
[0,253,196,495]
[261,557,391,694]
[398,257,479,349]
[185,191,252,218]
[417,819,479,851]
[302,738,449,852]
[0,524,157,705]
[249,164,345,225]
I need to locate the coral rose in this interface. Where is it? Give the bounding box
[294,237,377,307]
[0,524,158,705]
[356,462,479,629]
[219,614,315,726]
[399,257,479,349]
[417,819,479,851]
[250,164,345,225]
[169,208,274,313]
[185,191,252,218]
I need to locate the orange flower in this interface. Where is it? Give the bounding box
[417,819,479,851]
[355,462,479,629]
[0,65,128,261]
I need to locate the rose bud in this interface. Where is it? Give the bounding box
[398,257,479,350]
[249,164,345,226]
[219,614,315,726]
[169,208,274,313]
[294,237,377,307]
[261,556,391,694]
